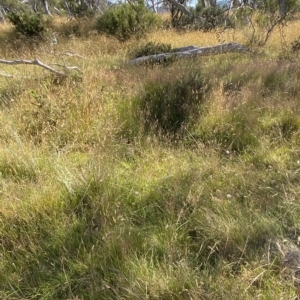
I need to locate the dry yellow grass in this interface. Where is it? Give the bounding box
[148,28,220,47]
[1,14,300,61]
[146,16,300,51]
[1,14,300,299]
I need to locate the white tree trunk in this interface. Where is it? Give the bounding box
[166,0,192,15]
[41,0,53,16]
[0,6,6,23]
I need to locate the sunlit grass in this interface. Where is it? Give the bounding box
[1,13,300,299]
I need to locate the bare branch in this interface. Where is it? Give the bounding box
[0,58,66,76]
[61,51,86,59]
[0,57,82,77]
[0,71,13,78]
[34,58,66,75]
[57,55,82,73]
[51,63,82,73]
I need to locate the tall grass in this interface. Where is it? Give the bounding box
[1,16,300,299]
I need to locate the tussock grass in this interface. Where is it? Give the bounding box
[1,16,300,299]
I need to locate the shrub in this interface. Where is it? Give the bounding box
[117,67,206,140]
[138,68,205,135]
[7,11,46,37]
[170,5,194,28]
[170,6,232,31]
[195,6,233,31]
[65,0,96,18]
[96,0,161,41]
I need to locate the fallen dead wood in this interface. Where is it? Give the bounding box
[129,42,250,65]
[0,57,82,77]
[0,71,13,78]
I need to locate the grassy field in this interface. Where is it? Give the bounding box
[1,14,300,299]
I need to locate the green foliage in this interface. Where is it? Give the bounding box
[233,6,254,27]
[96,1,161,41]
[195,5,233,31]
[117,66,206,140]
[0,0,23,12]
[171,5,233,31]
[199,111,259,153]
[260,112,300,140]
[3,22,300,300]
[137,68,205,135]
[7,11,46,37]
[0,158,38,182]
[257,0,279,13]
[129,41,173,59]
[233,0,297,46]
[170,2,192,28]
[65,0,95,18]
[256,0,297,14]
[20,90,60,144]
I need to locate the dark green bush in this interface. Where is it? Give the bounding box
[139,69,205,135]
[65,0,96,18]
[129,42,173,59]
[96,0,161,41]
[7,11,45,37]
[117,67,206,140]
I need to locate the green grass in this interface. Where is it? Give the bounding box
[1,18,300,299]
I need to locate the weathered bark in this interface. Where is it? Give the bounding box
[129,43,250,65]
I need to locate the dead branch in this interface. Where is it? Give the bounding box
[61,51,86,59]
[0,58,65,76]
[51,63,82,73]
[0,71,13,78]
[129,43,250,65]
[0,57,82,77]
[54,55,83,74]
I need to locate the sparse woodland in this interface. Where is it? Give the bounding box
[2,0,300,298]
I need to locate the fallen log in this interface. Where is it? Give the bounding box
[129,42,250,65]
